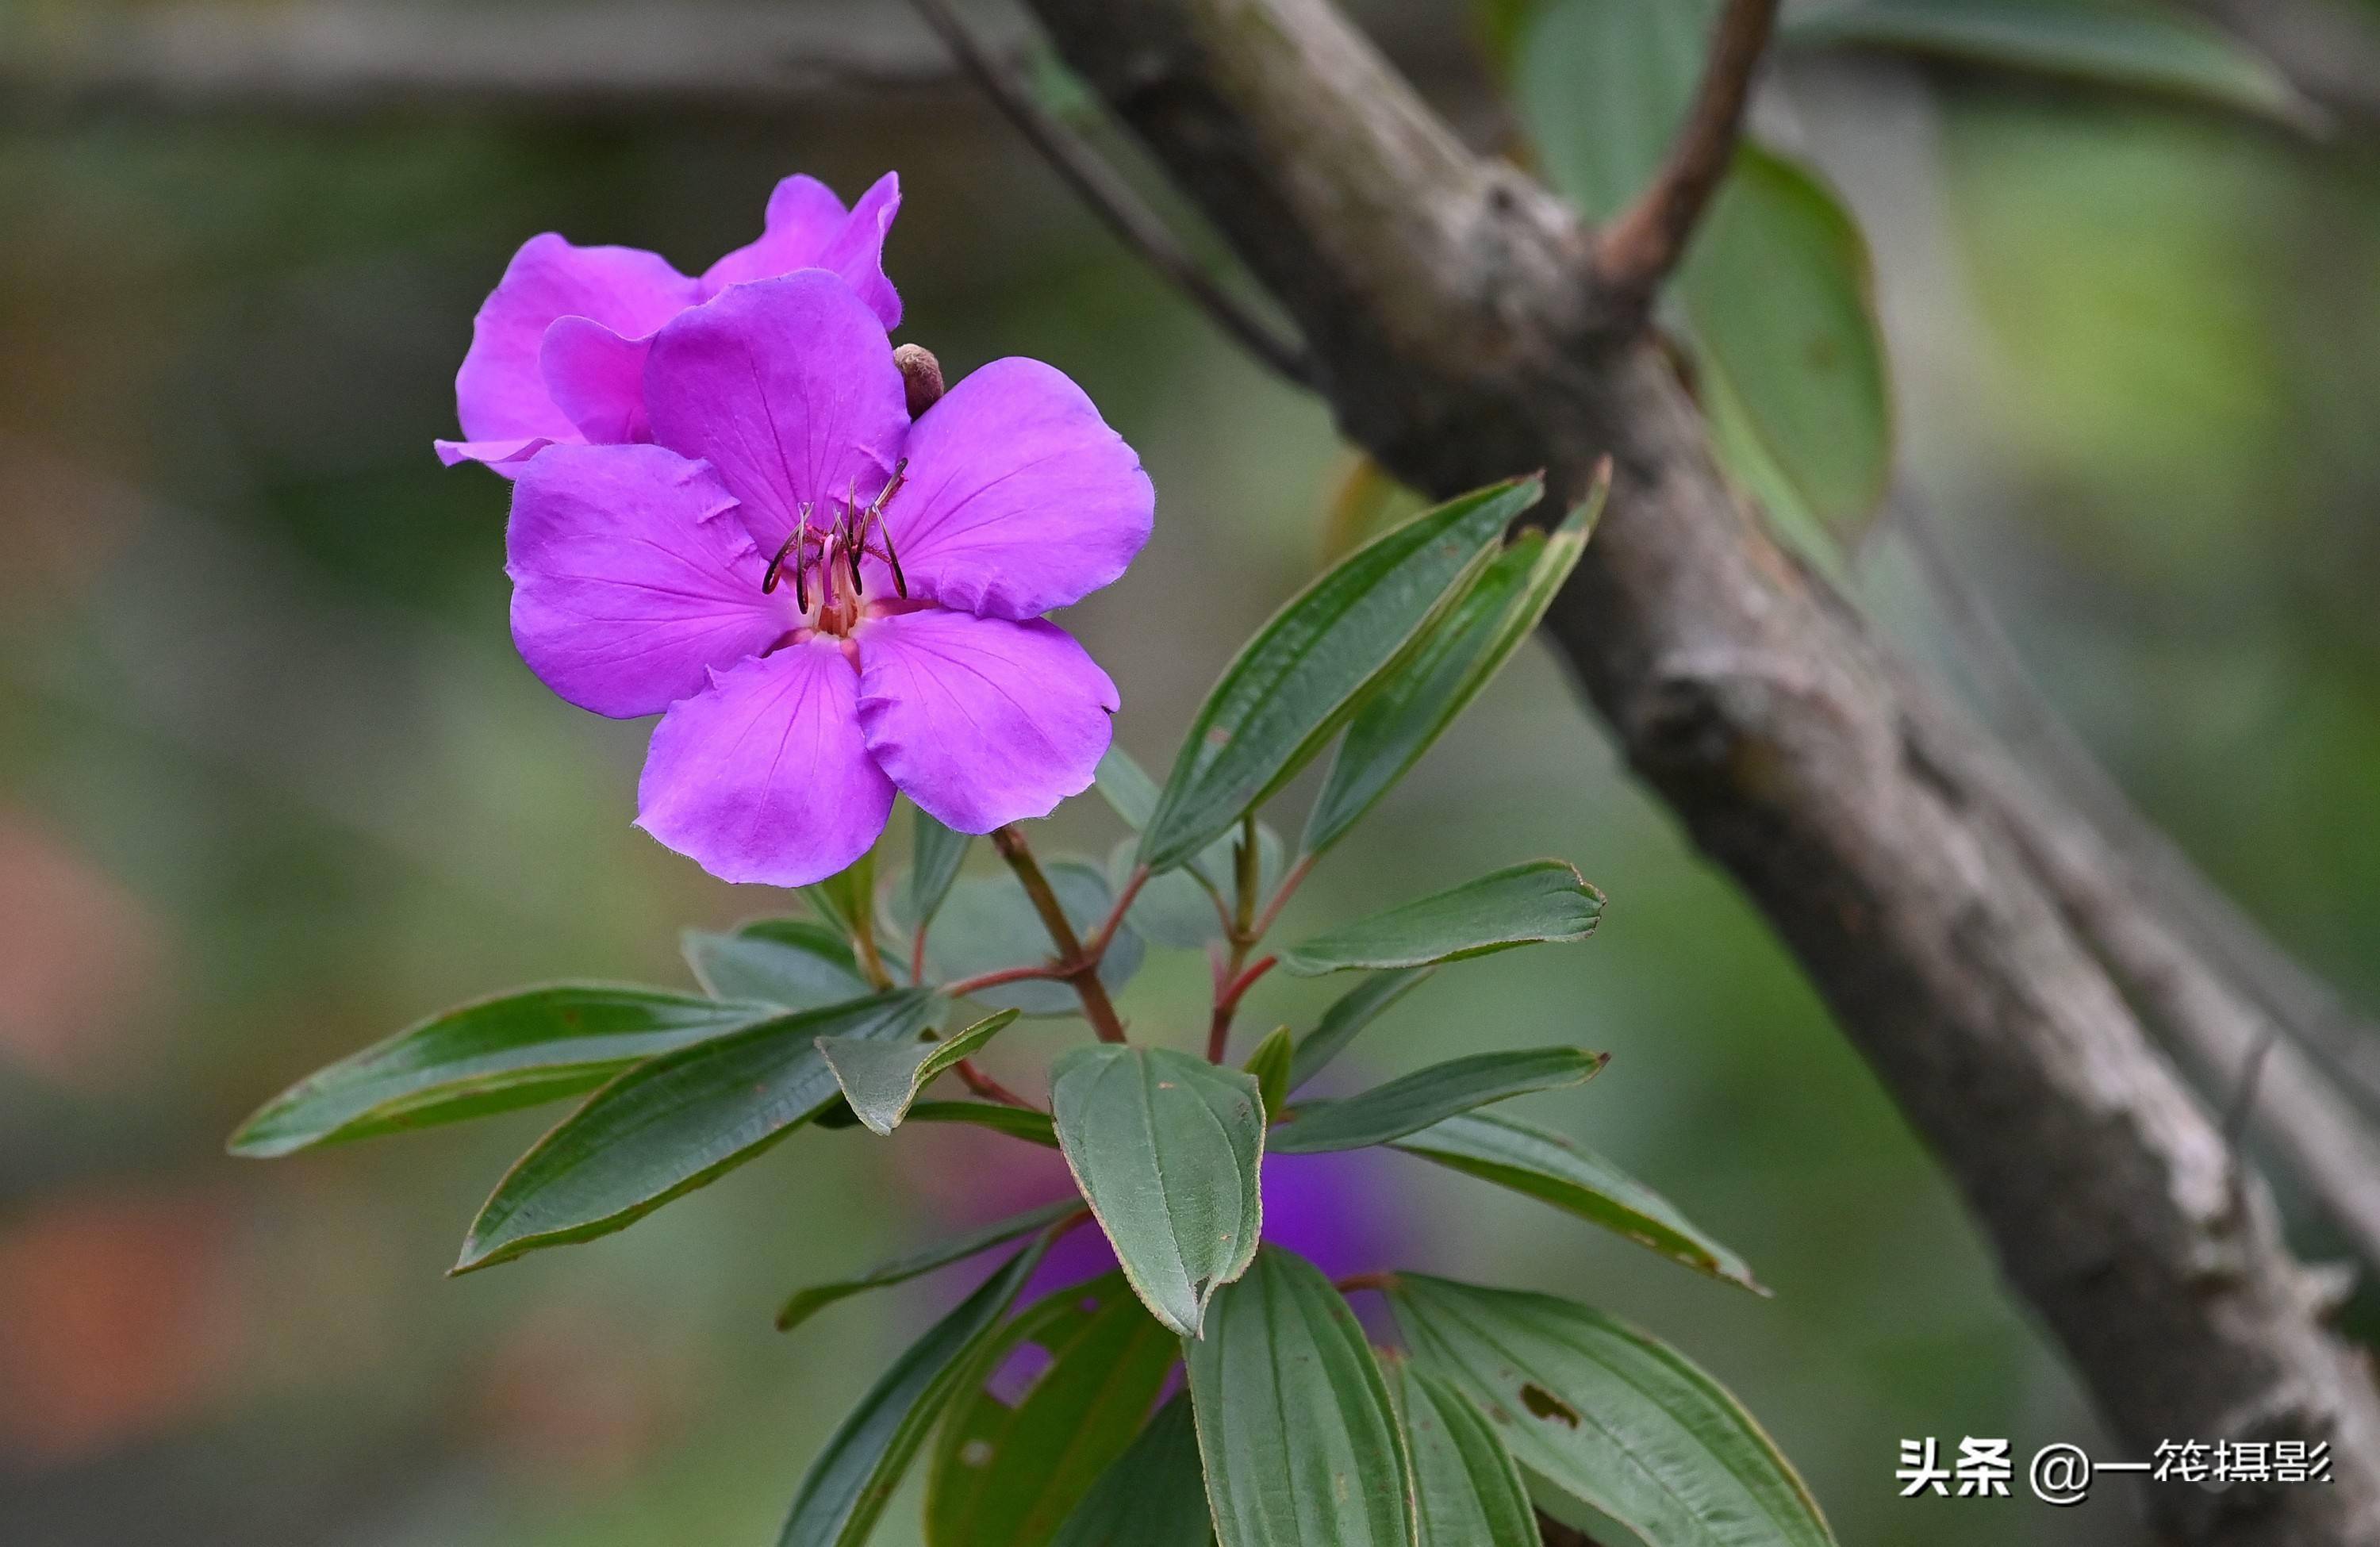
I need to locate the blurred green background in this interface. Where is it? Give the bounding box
[3,2,2378,1544]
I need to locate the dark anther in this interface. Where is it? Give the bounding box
[864,458,912,598]
[883,520,908,599]
[762,532,801,597]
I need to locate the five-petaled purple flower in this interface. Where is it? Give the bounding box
[437,172,901,475]
[504,271,1154,885]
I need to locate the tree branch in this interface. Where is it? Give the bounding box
[1018,0,2380,1539]
[908,0,1314,386]
[1591,0,1779,305]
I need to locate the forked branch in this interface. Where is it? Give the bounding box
[1590,0,1780,306]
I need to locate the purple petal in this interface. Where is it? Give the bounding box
[700,171,904,330]
[881,359,1154,620]
[435,434,555,475]
[507,444,786,719]
[636,642,895,887]
[854,609,1116,833]
[644,274,909,557]
[453,234,701,458]
[541,317,654,445]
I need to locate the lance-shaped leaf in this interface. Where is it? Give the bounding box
[1384,1357,1537,1547]
[1185,1246,1418,1547]
[683,919,875,1008]
[820,1008,1022,1136]
[1242,1026,1293,1120]
[927,1272,1179,1547]
[1050,1044,1265,1337]
[228,985,779,1157]
[455,989,935,1271]
[925,861,1144,1017]
[910,806,974,934]
[1681,147,1892,545]
[1273,1047,1606,1154]
[1276,861,1603,977]
[1288,967,1436,1093]
[778,1198,1083,1333]
[780,1233,1055,1547]
[1393,1111,1764,1293]
[1388,1274,1834,1547]
[1050,1394,1214,1547]
[1138,479,1540,872]
[1304,485,1604,855]
[904,1100,1061,1149]
[1784,0,2309,125]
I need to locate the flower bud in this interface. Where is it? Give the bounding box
[894,344,946,417]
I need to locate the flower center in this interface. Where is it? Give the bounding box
[761,458,910,636]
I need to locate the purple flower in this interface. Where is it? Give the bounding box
[505,271,1154,885]
[436,172,902,476]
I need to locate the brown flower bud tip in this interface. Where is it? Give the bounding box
[893,344,946,417]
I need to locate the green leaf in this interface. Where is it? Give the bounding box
[777,1198,1084,1333]
[1050,1394,1214,1547]
[1094,743,1164,830]
[1243,1027,1293,1120]
[780,1234,1055,1547]
[904,1100,1062,1149]
[1273,1047,1606,1154]
[1276,861,1603,977]
[1394,1111,1764,1292]
[228,985,779,1157]
[819,1008,1023,1136]
[1785,0,2309,125]
[1388,1273,1834,1547]
[1288,968,1436,1094]
[1680,146,1893,540]
[455,989,936,1271]
[1184,1246,1418,1547]
[1384,1357,1538,1547]
[804,850,876,939]
[1305,484,1605,854]
[683,919,874,1008]
[927,1272,1179,1547]
[925,862,1145,1017]
[1138,480,1541,872]
[1517,0,1718,219]
[1050,1044,1265,1337]
[909,807,975,935]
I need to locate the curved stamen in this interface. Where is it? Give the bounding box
[860,458,912,600]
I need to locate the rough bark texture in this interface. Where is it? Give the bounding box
[1021,0,2380,1540]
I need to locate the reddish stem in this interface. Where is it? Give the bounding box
[954,1058,1037,1111]
[1083,865,1150,961]
[1205,954,1278,1061]
[1248,851,1316,944]
[942,962,1069,999]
